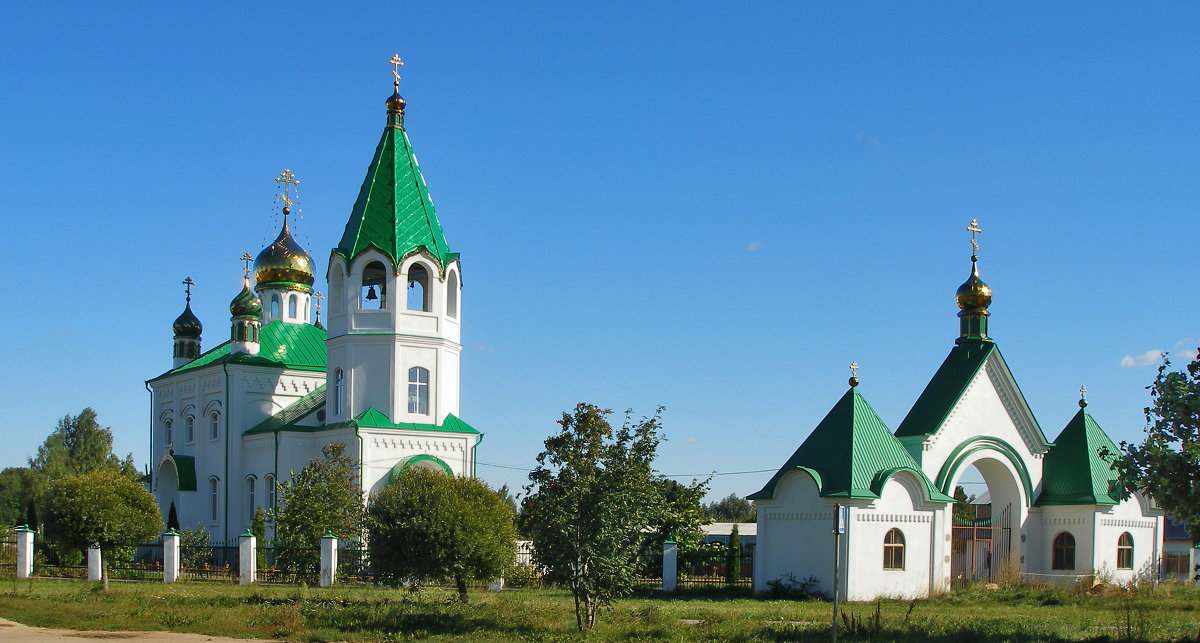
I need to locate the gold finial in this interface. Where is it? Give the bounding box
[313,291,323,322]
[849,361,859,388]
[182,276,195,302]
[389,53,404,85]
[240,252,253,279]
[1079,385,1088,408]
[275,168,300,210]
[967,219,982,256]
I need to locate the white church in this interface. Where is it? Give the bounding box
[148,70,478,544]
[750,233,1164,599]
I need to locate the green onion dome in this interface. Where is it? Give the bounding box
[172,301,203,339]
[955,256,992,313]
[254,208,315,291]
[230,278,262,318]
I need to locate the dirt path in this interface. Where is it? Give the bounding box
[0,618,280,642]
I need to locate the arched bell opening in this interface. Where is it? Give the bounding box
[361,261,388,309]
[407,264,430,312]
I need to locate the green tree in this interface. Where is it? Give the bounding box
[525,403,664,630]
[274,442,365,581]
[0,467,38,528]
[952,485,976,524]
[1111,352,1200,542]
[166,502,180,532]
[251,507,267,570]
[648,477,710,552]
[703,493,756,523]
[30,408,137,480]
[725,523,741,586]
[368,467,517,602]
[42,470,162,590]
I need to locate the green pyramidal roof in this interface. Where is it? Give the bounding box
[749,388,951,503]
[335,122,458,271]
[895,341,996,438]
[1036,407,1123,506]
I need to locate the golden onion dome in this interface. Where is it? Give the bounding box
[230,278,262,318]
[173,301,203,339]
[254,208,315,291]
[955,257,992,312]
[386,80,406,114]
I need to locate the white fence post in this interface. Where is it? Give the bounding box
[662,539,677,593]
[320,530,337,588]
[163,529,181,583]
[239,531,256,585]
[15,525,33,579]
[87,546,102,582]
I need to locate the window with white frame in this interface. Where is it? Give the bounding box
[165,419,173,447]
[265,474,276,515]
[209,412,219,440]
[408,366,429,414]
[209,477,219,522]
[1117,532,1133,570]
[334,369,344,416]
[246,476,256,522]
[185,416,194,444]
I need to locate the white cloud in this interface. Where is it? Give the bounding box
[473,342,496,353]
[746,241,762,253]
[1120,349,1163,368]
[685,436,698,444]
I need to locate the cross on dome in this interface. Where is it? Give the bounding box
[967,219,982,255]
[182,276,195,301]
[389,53,404,83]
[276,169,300,209]
[240,252,253,278]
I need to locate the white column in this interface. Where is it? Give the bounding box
[239,531,256,585]
[163,530,181,583]
[662,540,677,593]
[320,531,337,588]
[15,526,33,579]
[87,546,102,582]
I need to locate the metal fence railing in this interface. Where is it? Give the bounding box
[180,541,239,582]
[32,541,87,579]
[677,548,753,588]
[0,536,15,579]
[107,541,165,581]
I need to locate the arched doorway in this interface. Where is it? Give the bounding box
[937,439,1032,585]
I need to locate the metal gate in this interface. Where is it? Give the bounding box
[951,504,1011,585]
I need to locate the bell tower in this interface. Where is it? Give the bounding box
[325,56,463,427]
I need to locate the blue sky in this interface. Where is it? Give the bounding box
[1,3,1197,502]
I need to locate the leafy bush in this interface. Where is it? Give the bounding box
[765,573,823,599]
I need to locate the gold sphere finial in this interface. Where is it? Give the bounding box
[956,219,992,312]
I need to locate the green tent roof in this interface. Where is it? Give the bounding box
[895,341,996,438]
[749,388,951,503]
[346,408,480,434]
[334,122,458,271]
[162,454,197,492]
[1036,407,1123,506]
[152,321,327,381]
[244,385,328,435]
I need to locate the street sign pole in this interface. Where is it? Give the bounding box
[832,503,846,642]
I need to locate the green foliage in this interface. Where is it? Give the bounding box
[725,524,741,586]
[952,485,976,525]
[42,470,162,590]
[29,408,137,481]
[1111,352,1200,543]
[703,493,756,523]
[274,442,365,581]
[368,467,517,601]
[252,507,267,570]
[178,525,211,571]
[0,467,38,528]
[648,477,710,552]
[525,403,664,630]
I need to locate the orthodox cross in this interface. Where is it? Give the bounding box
[276,168,300,209]
[240,252,253,278]
[850,361,859,378]
[967,219,982,254]
[1080,385,1087,402]
[313,291,324,321]
[182,276,195,302]
[389,53,404,83]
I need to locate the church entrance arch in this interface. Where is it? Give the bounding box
[386,454,453,485]
[937,438,1031,585]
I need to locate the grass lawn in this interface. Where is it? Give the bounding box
[1,578,1198,642]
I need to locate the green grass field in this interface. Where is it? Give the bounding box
[1,578,1198,642]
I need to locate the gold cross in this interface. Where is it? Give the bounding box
[967,219,982,253]
[313,291,323,311]
[276,168,300,208]
[240,252,253,278]
[1079,385,1087,400]
[389,54,404,82]
[182,276,195,301]
[850,361,859,378]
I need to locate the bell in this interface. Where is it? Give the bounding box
[365,285,378,301]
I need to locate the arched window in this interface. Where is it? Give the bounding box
[334,369,344,416]
[408,366,429,414]
[446,270,459,319]
[209,477,219,522]
[164,419,173,447]
[246,476,256,521]
[1052,532,1076,570]
[288,294,298,319]
[265,474,276,515]
[271,294,281,319]
[361,261,387,309]
[407,264,430,311]
[883,528,905,570]
[1117,532,1133,570]
[185,416,194,444]
[209,412,220,441]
